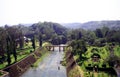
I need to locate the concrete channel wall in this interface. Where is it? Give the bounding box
[0,70,9,77]
[66,50,80,77]
[2,48,41,77]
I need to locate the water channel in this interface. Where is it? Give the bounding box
[20,47,67,77]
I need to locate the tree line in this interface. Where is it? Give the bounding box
[0,26,24,65]
[0,21,120,66]
[68,26,120,67]
[68,26,120,46]
[0,22,67,66]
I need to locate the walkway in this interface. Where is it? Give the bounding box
[20,47,67,77]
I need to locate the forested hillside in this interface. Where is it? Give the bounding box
[63,21,120,30]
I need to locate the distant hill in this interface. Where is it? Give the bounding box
[62,23,82,29]
[62,21,120,30]
[19,23,33,26]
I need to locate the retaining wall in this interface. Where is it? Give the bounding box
[3,48,41,77]
[66,51,77,77]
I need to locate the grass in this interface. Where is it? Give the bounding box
[68,44,119,77]
[0,41,35,69]
[0,41,48,70]
[68,65,82,77]
[82,47,106,68]
[32,51,50,67]
[32,42,51,67]
[0,47,34,69]
[76,45,118,77]
[83,71,117,77]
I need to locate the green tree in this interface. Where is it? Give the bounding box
[6,36,11,65]
[105,55,120,67]
[5,27,23,62]
[70,40,87,61]
[95,29,103,38]
[31,35,36,50]
[0,27,7,63]
[38,34,42,47]
[101,26,109,37]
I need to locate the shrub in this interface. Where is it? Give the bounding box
[102,64,106,68]
[30,50,33,53]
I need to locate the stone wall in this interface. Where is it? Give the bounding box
[3,49,41,77]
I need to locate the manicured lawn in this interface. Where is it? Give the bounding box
[0,47,34,69]
[0,42,51,70]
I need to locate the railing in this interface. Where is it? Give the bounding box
[45,45,68,51]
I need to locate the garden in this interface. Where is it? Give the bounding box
[0,40,39,69]
[75,45,119,77]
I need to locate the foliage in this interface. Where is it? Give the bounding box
[70,40,87,62]
[68,65,81,77]
[27,22,67,45]
[105,55,120,67]
[31,35,36,50]
[0,72,3,76]
[32,44,50,67]
[114,46,120,57]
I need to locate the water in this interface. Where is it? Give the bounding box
[20,47,67,77]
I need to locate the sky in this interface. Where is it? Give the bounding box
[0,0,120,26]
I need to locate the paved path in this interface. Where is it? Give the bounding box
[21,47,66,77]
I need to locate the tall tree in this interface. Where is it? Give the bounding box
[0,27,7,63]
[6,36,11,65]
[5,27,22,62]
[13,39,17,62]
[31,35,36,51]
[95,29,103,38]
[38,33,42,47]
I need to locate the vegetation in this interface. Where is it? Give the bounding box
[0,21,120,77]
[68,26,120,77]
[32,51,49,67]
[17,22,68,45]
[0,43,34,69]
[68,65,82,77]
[0,72,3,76]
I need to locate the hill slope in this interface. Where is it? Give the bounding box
[62,21,120,30]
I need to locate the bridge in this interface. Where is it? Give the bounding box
[45,45,68,51]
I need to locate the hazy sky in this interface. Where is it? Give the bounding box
[0,0,120,26]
